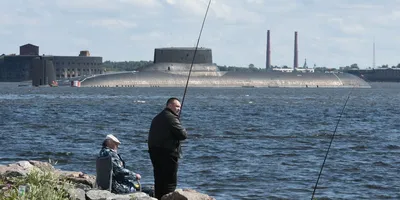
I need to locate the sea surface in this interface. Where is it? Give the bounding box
[0,82,399,199]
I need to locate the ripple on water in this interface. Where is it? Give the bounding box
[1,85,400,199]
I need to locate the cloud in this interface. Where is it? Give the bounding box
[119,0,161,7]
[167,0,209,16]
[55,0,119,11]
[71,38,91,47]
[328,17,365,35]
[165,0,176,5]
[246,0,263,4]
[211,1,265,24]
[55,0,161,13]
[1,0,400,68]
[86,19,137,29]
[0,30,12,36]
[130,31,164,41]
[0,14,40,26]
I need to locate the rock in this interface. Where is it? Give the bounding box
[28,160,55,171]
[86,189,115,200]
[106,192,157,200]
[161,189,215,200]
[2,169,28,178]
[106,194,131,200]
[75,182,92,191]
[57,170,83,178]
[14,161,34,169]
[129,192,157,200]
[68,188,86,200]
[130,197,156,200]
[57,170,96,188]
[0,161,35,178]
[86,190,156,200]
[65,175,96,188]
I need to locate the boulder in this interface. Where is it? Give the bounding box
[56,170,83,178]
[86,189,115,200]
[85,189,157,200]
[0,161,35,178]
[129,192,157,200]
[68,188,86,200]
[57,170,96,188]
[28,160,55,171]
[161,189,215,200]
[74,182,92,191]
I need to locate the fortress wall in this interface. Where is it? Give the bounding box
[50,56,103,78]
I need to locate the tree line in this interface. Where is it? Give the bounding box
[102,61,400,73]
[103,60,153,72]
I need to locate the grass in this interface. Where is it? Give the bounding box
[0,168,73,200]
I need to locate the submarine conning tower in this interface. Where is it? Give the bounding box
[154,47,213,64]
[140,47,220,73]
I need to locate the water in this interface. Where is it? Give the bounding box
[0,82,399,199]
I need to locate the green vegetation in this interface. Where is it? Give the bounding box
[103,60,153,72]
[102,60,400,74]
[102,61,266,72]
[0,169,72,200]
[217,63,267,72]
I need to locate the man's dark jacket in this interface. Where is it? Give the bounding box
[99,147,137,194]
[148,108,187,158]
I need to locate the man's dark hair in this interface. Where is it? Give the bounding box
[166,97,180,106]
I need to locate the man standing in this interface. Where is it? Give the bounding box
[148,97,188,199]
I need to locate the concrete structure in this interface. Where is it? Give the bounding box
[79,50,90,56]
[153,47,213,64]
[0,55,35,81]
[293,31,298,69]
[266,30,271,70]
[20,44,39,56]
[0,44,104,83]
[296,68,315,73]
[272,68,294,73]
[31,57,56,86]
[48,55,103,78]
[140,47,219,76]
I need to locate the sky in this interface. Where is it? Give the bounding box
[1,0,400,69]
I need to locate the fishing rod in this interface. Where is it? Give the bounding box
[179,0,212,118]
[311,87,355,200]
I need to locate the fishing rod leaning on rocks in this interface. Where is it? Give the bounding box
[311,87,355,200]
[179,0,212,118]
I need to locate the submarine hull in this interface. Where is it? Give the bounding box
[80,70,370,88]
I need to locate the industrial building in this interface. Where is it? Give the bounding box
[49,52,103,79]
[0,55,36,81]
[0,44,104,84]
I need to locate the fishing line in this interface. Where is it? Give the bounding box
[311,87,355,200]
[179,0,212,118]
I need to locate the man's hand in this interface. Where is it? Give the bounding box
[136,173,141,180]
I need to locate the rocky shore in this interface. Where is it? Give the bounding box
[0,160,215,200]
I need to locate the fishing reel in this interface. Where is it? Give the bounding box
[131,179,141,192]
